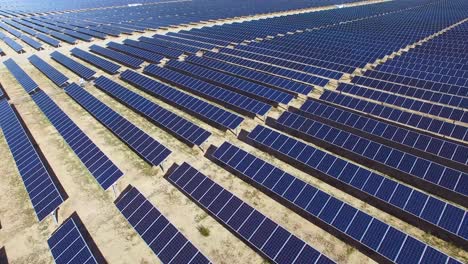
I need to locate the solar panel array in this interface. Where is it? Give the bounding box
[48,214,99,264]
[0,99,64,221]
[31,90,124,190]
[144,64,271,117]
[71,48,120,74]
[166,162,334,264]
[107,42,164,64]
[65,83,171,166]
[120,70,244,131]
[115,186,211,264]
[270,111,468,206]
[50,51,96,80]
[89,45,143,69]
[3,58,39,93]
[210,142,465,263]
[94,76,211,147]
[28,55,69,87]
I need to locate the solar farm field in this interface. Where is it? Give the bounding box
[0,0,467,263]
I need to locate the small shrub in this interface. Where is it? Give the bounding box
[197,225,210,237]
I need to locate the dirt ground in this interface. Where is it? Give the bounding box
[1,0,467,264]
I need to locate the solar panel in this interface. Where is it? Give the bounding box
[185,55,312,96]
[138,36,199,53]
[115,185,211,264]
[107,41,164,64]
[210,142,464,264]
[48,214,100,264]
[36,33,61,47]
[244,125,468,246]
[4,58,39,93]
[122,39,184,58]
[50,31,77,44]
[271,111,468,204]
[320,90,468,141]
[51,51,96,80]
[0,99,65,221]
[20,35,42,50]
[166,162,333,264]
[166,60,294,105]
[144,64,271,117]
[71,48,120,75]
[120,70,244,131]
[31,91,123,190]
[64,83,171,166]
[89,44,143,69]
[28,55,69,87]
[297,100,468,167]
[94,76,211,147]
[3,37,24,53]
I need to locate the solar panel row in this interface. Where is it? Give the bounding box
[28,55,69,87]
[71,48,120,75]
[3,58,39,93]
[51,51,96,80]
[120,70,244,131]
[31,90,123,190]
[144,64,271,117]
[89,45,143,69]
[166,162,334,264]
[210,142,464,264]
[115,186,211,264]
[94,76,211,147]
[107,42,164,64]
[20,35,43,50]
[123,39,184,58]
[48,214,99,264]
[166,60,294,105]
[139,36,200,53]
[0,99,64,221]
[64,83,171,166]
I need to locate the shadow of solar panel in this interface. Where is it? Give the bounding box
[48,214,101,264]
[31,91,123,190]
[71,48,120,74]
[94,76,211,147]
[166,60,294,105]
[90,44,143,69]
[64,83,171,166]
[211,142,465,263]
[4,58,39,93]
[28,55,69,87]
[166,162,333,264]
[144,64,271,117]
[120,70,243,131]
[185,55,312,96]
[115,186,211,264]
[107,41,164,64]
[0,100,65,221]
[51,51,96,80]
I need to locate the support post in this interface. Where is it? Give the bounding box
[51,209,58,225]
[112,184,117,198]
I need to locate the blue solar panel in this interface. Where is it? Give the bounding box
[211,142,464,264]
[64,83,171,166]
[166,60,294,105]
[36,33,61,47]
[115,186,211,264]
[94,76,211,147]
[20,35,42,50]
[71,48,120,74]
[120,70,243,131]
[0,99,65,221]
[138,36,199,53]
[31,90,123,190]
[320,90,468,141]
[298,99,468,167]
[90,44,143,69]
[144,64,271,117]
[51,51,96,80]
[123,39,184,58]
[166,162,333,264]
[271,111,468,206]
[185,55,312,96]
[3,37,24,53]
[107,41,164,64]
[50,31,77,44]
[4,58,39,93]
[28,55,69,87]
[48,214,100,264]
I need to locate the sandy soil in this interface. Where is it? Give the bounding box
[1,0,466,264]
